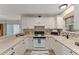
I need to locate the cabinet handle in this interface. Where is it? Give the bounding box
[11,48,14,50]
[55,40,57,42]
[70,51,72,54]
[11,52,15,55]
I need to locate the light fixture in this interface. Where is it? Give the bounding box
[59,4,68,9]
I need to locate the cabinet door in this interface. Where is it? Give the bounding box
[57,16,63,29]
[29,38,33,49]
[13,41,25,55]
[46,37,53,49]
[46,37,56,50]
[24,38,33,50]
[21,17,34,29]
[24,38,29,49]
[19,40,25,55]
[53,40,76,55]
[51,38,56,49]
[46,37,50,49]
[53,40,72,55]
[62,45,72,55]
[54,40,63,55]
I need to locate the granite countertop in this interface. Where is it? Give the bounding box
[0,35,26,54]
[0,35,51,54]
[0,35,79,55]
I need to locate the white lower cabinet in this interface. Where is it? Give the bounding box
[13,40,25,55]
[53,40,63,55]
[24,37,33,50]
[52,38,77,55]
[46,38,49,49]
[62,45,77,55]
[46,37,51,49]
[2,40,26,55]
[51,37,56,50]
[3,37,33,55]
[61,45,72,55]
[19,40,25,55]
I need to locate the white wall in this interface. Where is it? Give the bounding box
[21,16,56,29]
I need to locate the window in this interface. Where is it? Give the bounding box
[13,24,20,34]
[7,24,20,35]
[65,17,74,31]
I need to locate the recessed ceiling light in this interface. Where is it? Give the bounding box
[59,4,68,9]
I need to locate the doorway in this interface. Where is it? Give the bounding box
[0,24,3,36]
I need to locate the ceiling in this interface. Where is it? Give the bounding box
[0,4,70,20]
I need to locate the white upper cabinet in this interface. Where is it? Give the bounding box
[21,17,34,29]
[21,16,56,29]
[44,17,56,29]
[56,16,64,29]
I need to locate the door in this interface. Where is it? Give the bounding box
[0,24,3,36]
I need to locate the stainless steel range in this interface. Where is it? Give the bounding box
[33,31,46,50]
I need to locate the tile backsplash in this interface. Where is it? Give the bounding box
[23,29,52,35]
[61,31,79,38]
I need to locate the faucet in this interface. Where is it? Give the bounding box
[63,33,69,39]
[66,34,69,39]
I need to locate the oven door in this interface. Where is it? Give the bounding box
[33,38,46,50]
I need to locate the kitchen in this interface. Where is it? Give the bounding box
[0,4,79,55]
